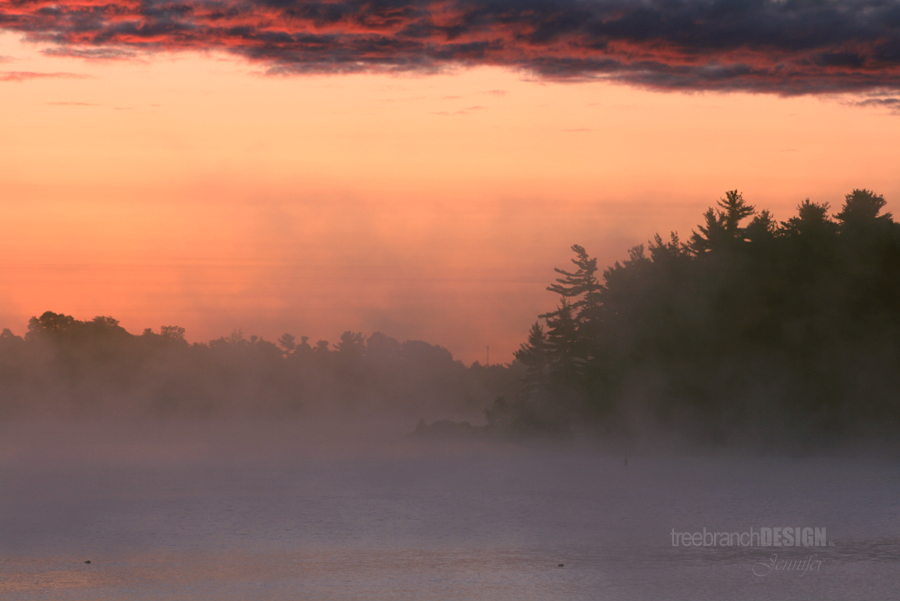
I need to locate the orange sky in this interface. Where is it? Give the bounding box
[2,32,899,363]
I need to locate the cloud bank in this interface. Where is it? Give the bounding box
[2,0,900,94]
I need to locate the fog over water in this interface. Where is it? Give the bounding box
[1,418,898,600]
[4,190,900,598]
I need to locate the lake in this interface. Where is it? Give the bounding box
[1,420,898,600]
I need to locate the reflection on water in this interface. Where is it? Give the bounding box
[1,421,898,600]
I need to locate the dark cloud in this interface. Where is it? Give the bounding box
[3,0,900,94]
[43,47,139,60]
[853,96,900,112]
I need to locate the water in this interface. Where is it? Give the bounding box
[1,421,899,600]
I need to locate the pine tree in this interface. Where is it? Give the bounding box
[514,322,551,393]
[543,298,583,384]
[688,190,755,254]
[836,189,891,225]
[547,244,602,318]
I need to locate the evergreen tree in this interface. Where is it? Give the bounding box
[542,298,583,385]
[511,188,900,443]
[547,244,602,317]
[836,189,891,227]
[514,322,551,393]
[780,199,836,238]
[688,190,755,254]
[278,333,297,354]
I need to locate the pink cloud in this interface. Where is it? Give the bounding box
[1,0,899,95]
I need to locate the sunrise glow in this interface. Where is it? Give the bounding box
[2,3,900,362]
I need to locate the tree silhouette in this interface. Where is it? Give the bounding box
[547,244,602,315]
[490,188,900,444]
[836,189,891,227]
[780,199,836,238]
[1,312,519,420]
[688,190,755,254]
[278,333,297,354]
[515,322,550,393]
[26,311,76,340]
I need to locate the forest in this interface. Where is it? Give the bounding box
[0,315,518,421]
[488,189,900,445]
[2,188,898,447]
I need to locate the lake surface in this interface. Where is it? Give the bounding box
[1,420,898,600]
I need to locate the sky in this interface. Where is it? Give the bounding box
[2,0,900,363]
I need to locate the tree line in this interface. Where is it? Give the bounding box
[488,189,900,446]
[0,315,519,420]
[4,188,898,444]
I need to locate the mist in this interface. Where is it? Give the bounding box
[3,189,900,600]
[0,317,520,425]
[2,415,899,600]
